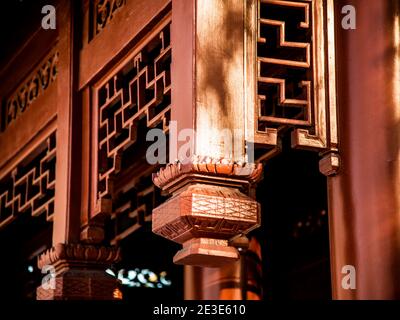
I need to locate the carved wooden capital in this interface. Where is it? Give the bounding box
[153,156,263,193]
[152,160,262,268]
[36,243,121,300]
[37,243,121,271]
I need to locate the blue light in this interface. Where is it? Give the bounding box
[107,267,172,288]
[105,268,116,277]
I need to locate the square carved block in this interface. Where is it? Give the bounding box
[152,184,260,267]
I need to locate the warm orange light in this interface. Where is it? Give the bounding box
[113,288,123,300]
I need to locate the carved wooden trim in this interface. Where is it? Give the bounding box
[90,0,126,39]
[1,51,58,131]
[153,156,263,191]
[80,0,171,88]
[37,243,121,270]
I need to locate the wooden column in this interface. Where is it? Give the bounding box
[170,0,247,162]
[184,237,262,300]
[153,0,263,299]
[52,0,80,245]
[329,0,400,299]
[37,0,120,300]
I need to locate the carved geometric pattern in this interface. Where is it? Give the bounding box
[191,193,259,221]
[91,0,126,38]
[0,131,56,228]
[152,185,260,243]
[189,215,256,237]
[152,195,192,241]
[2,52,58,131]
[254,0,338,153]
[95,21,171,208]
[257,0,312,127]
[156,217,193,242]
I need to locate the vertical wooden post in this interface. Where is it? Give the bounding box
[37,0,121,300]
[328,0,400,299]
[171,0,247,162]
[53,0,80,245]
[154,0,263,299]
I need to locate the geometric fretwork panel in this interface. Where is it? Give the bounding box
[254,0,338,154]
[0,131,56,228]
[258,0,312,127]
[94,20,171,213]
[107,174,166,244]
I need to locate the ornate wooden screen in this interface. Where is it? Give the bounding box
[0,0,341,300]
[81,1,171,244]
[246,0,339,175]
[0,130,56,228]
[94,20,171,208]
[0,40,58,230]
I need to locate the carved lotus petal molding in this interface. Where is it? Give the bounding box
[153,156,263,189]
[38,243,121,269]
